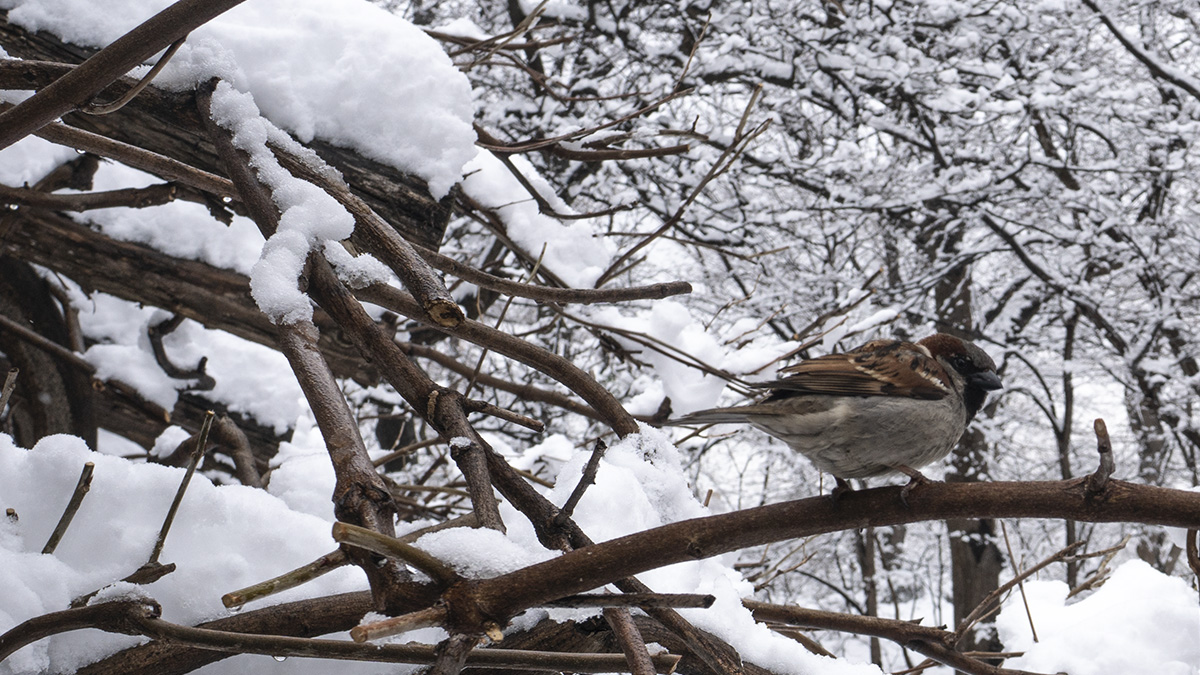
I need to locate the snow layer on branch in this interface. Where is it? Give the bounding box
[461,150,615,288]
[206,81,390,324]
[997,560,1200,674]
[1,0,476,199]
[70,292,306,434]
[0,434,368,675]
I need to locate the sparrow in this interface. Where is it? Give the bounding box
[671,334,1002,489]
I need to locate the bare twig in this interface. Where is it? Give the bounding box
[149,411,214,564]
[555,439,607,526]
[0,599,162,663]
[222,551,349,610]
[0,313,97,375]
[1000,521,1038,643]
[398,341,602,420]
[413,245,692,304]
[81,38,187,115]
[0,597,680,672]
[1066,534,1130,598]
[350,606,448,643]
[41,462,95,555]
[748,601,1045,675]
[1187,530,1200,591]
[333,521,460,586]
[357,283,639,437]
[1081,0,1200,103]
[462,398,545,432]
[594,84,769,287]
[24,112,237,197]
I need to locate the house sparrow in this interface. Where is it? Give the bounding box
[671,334,1002,486]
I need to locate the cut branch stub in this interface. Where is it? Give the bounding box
[1087,418,1114,495]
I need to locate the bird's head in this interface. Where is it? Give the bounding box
[918,334,1002,420]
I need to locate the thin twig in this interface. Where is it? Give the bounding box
[1066,534,1130,598]
[413,245,692,304]
[41,462,95,555]
[463,398,545,432]
[222,551,349,609]
[0,182,178,211]
[268,144,464,328]
[212,414,260,487]
[1000,521,1038,643]
[594,84,769,287]
[147,314,215,389]
[350,606,448,643]
[555,439,607,526]
[0,313,97,375]
[81,38,187,115]
[0,598,680,672]
[22,111,237,197]
[332,521,460,586]
[149,411,214,564]
[954,539,1085,645]
[373,437,443,468]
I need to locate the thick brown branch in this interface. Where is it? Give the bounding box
[0,208,373,383]
[0,182,178,211]
[0,599,161,663]
[463,479,1200,627]
[0,0,249,149]
[201,86,411,612]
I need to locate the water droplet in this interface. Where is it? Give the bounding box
[222,195,233,203]
[226,604,243,614]
[272,655,287,662]
[7,204,17,210]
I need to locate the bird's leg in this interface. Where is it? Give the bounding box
[892,465,933,506]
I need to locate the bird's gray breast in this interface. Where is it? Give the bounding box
[748,393,967,478]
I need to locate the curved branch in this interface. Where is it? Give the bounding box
[463,478,1200,626]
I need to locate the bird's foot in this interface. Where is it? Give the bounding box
[829,477,854,503]
[892,465,934,507]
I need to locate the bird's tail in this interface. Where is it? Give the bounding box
[667,407,752,426]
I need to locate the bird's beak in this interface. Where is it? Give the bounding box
[969,371,1003,391]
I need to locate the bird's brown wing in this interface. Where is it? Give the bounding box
[758,339,952,400]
